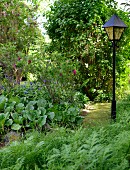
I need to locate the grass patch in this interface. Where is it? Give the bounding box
[83,103,111,127]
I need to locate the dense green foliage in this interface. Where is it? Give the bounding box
[0,95,130,170]
[0,0,129,101]
[0,82,87,134]
[0,1,130,169]
[45,0,130,100]
[0,0,43,85]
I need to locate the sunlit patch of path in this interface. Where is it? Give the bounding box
[82,103,111,127]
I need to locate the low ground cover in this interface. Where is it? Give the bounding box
[0,95,130,170]
[0,82,86,136]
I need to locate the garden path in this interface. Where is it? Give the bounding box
[82,103,111,127]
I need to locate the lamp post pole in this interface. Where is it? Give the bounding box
[102,14,127,121]
[112,29,116,120]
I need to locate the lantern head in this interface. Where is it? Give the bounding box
[102,14,127,40]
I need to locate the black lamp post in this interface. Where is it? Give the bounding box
[102,14,127,120]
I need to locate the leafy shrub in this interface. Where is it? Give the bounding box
[0,87,54,134]
[35,54,81,104]
[0,82,84,134]
[49,102,83,128]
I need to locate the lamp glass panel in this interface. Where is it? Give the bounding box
[105,27,125,40]
[105,27,113,40]
[114,27,124,40]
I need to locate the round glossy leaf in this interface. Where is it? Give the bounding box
[26,112,34,121]
[47,112,55,120]
[40,108,46,115]
[11,124,21,131]
[37,99,47,108]
[4,106,11,113]
[38,115,47,127]
[5,119,13,126]
[16,103,24,110]
[11,112,18,120]
[26,104,34,111]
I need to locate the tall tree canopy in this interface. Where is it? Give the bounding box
[0,0,42,84]
[45,0,129,100]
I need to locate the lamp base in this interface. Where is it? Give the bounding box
[111,100,116,120]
